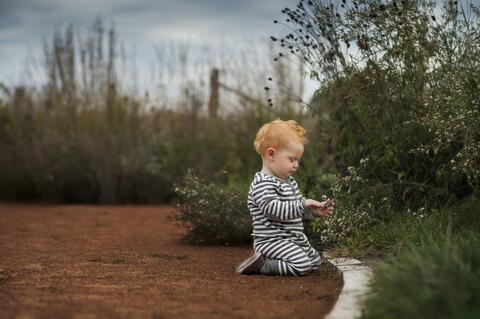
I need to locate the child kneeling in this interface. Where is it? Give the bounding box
[236,119,334,276]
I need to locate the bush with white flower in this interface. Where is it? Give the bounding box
[278,0,480,245]
[174,169,252,246]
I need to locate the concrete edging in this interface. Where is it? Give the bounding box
[324,256,373,319]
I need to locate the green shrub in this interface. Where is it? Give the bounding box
[367,197,480,256]
[305,164,399,247]
[367,212,446,257]
[449,197,480,234]
[361,232,480,319]
[275,0,480,245]
[306,192,480,259]
[335,197,480,318]
[174,169,252,246]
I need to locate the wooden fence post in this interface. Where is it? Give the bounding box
[208,68,219,118]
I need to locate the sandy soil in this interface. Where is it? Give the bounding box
[0,204,342,319]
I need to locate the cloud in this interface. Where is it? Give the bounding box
[0,0,299,85]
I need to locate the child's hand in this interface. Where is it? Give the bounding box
[305,198,334,218]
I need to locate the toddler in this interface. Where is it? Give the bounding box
[236,119,334,276]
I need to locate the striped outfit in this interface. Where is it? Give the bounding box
[248,172,322,276]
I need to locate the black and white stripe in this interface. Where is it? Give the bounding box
[248,172,321,276]
[255,236,321,276]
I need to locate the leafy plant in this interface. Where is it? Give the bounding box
[174,169,252,246]
[361,231,480,319]
[274,0,480,243]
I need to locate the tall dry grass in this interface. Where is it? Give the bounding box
[0,18,321,204]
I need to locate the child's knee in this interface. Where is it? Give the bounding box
[293,255,322,275]
[296,267,312,276]
[284,260,315,276]
[311,255,321,269]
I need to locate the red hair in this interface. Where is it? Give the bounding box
[254,119,307,156]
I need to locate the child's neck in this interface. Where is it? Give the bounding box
[261,165,285,181]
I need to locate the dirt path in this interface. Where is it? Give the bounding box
[0,204,341,319]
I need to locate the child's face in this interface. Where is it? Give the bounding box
[266,141,304,180]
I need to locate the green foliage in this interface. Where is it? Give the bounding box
[354,197,480,317]
[0,96,276,203]
[276,0,480,243]
[361,231,480,319]
[410,31,480,198]
[309,194,480,259]
[174,169,252,246]
[0,98,171,203]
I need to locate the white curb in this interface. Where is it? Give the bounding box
[325,257,373,319]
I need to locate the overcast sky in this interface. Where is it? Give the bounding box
[0,0,306,95]
[0,0,452,102]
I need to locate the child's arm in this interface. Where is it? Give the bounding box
[252,180,330,221]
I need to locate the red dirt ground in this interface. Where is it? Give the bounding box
[0,204,342,319]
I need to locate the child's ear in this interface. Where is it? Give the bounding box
[266,148,276,160]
